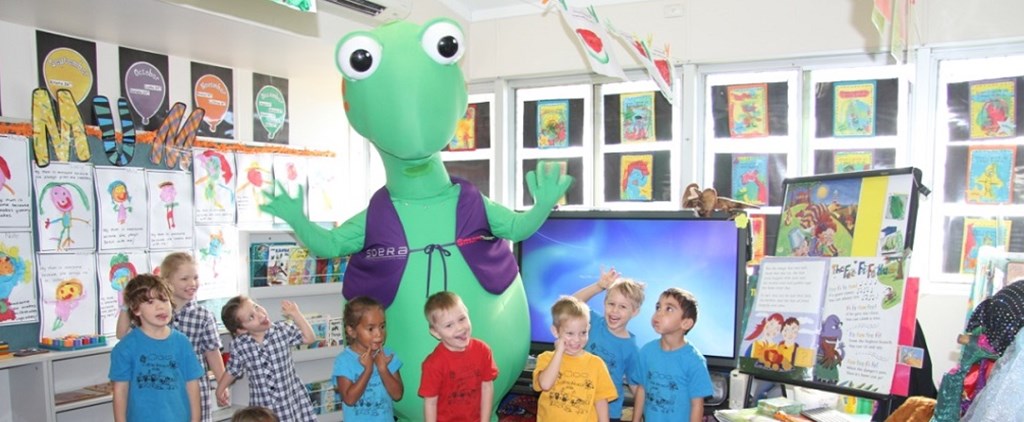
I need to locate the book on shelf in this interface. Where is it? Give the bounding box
[293,312,330,349]
[249,242,349,287]
[327,316,345,347]
[305,379,342,415]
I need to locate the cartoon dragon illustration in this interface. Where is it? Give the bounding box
[814,314,845,384]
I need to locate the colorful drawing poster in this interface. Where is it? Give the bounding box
[960,218,1012,274]
[537,100,570,149]
[0,231,37,326]
[750,215,766,265]
[119,47,169,132]
[834,150,874,173]
[97,251,148,336]
[195,225,238,301]
[307,156,348,223]
[450,103,477,151]
[615,33,676,104]
[0,135,34,228]
[146,170,194,250]
[969,79,1016,139]
[732,154,769,205]
[727,83,769,138]
[253,72,289,144]
[37,253,97,338]
[620,154,653,201]
[33,162,96,252]
[551,1,627,80]
[966,145,1015,204]
[193,149,237,224]
[620,92,656,142]
[833,80,877,137]
[235,153,275,225]
[148,249,176,276]
[272,155,308,225]
[94,166,148,251]
[36,31,98,123]
[191,61,234,139]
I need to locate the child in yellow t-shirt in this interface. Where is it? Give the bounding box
[533,296,618,421]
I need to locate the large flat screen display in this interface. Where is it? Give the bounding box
[518,212,746,367]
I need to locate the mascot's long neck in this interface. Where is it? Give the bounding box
[380,152,452,200]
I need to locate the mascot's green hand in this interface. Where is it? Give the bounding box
[259,181,348,257]
[260,180,307,225]
[526,161,574,208]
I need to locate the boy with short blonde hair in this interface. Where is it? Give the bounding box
[533,296,618,421]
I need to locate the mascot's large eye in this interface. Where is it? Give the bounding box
[420,21,464,65]
[335,35,382,80]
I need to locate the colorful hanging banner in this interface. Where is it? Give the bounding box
[550,0,626,81]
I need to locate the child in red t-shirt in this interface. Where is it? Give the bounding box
[418,291,498,422]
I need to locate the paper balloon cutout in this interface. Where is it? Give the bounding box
[194,74,230,132]
[124,61,166,125]
[255,85,287,139]
[42,47,94,106]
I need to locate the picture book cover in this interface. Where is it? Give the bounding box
[731,154,769,206]
[960,218,1012,274]
[449,103,477,151]
[833,150,874,174]
[740,256,914,395]
[327,316,344,347]
[620,92,656,142]
[969,79,1016,139]
[966,145,1015,205]
[620,154,653,201]
[249,242,293,287]
[266,244,294,285]
[750,214,766,265]
[833,80,877,137]
[727,83,769,138]
[285,246,314,285]
[537,99,570,148]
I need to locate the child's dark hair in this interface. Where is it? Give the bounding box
[123,274,173,327]
[662,288,698,334]
[231,406,279,422]
[221,295,251,337]
[343,296,383,345]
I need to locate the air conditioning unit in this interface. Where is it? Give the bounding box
[319,0,411,22]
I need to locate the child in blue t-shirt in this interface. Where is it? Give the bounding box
[634,288,714,422]
[109,274,205,422]
[572,267,645,421]
[332,296,403,421]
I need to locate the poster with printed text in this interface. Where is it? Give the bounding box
[732,154,769,205]
[253,72,289,144]
[0,231,37,326]
[966,145,1014,204]
[37,253,97,338]
[193,149,237,224]
[34,162,96,252]
[97,251,147,336]
[620,92,656,143]
[307,157,349,223]
[94,166,148,250]
[620,154,653,201]
[36,31,98,123]
[119,47,170,132]
[195,225,238,301]
[834,150,874,174]
[146,170,194,250]
[969,79,1016,139]
[0,135,34,228]
[191,62,234,140]
[833,80,877,137]
[450,103,477,151]
[235,153,275,225]
[960,218,1012,274]
[537,100,570,149]
[272,155,308,225]
[727,83,769,138]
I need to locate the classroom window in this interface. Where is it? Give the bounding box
[442,93,496,197]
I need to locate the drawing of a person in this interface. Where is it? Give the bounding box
[974,163,1004,200]
[108,254,137,308]
[810,218,839,257]
[199,230,225,277]
[788,229,810,256]
[49,278,86,330]
[621,160,651,200]
[0,156,14,195]
[777,317,801,370]
[158,181,178,229]
[744,313,783,367]
[107,180,132,224]
[0,246,30,322]
[38,182,91,251]
[194,150,234,209]
[237,161,271,206]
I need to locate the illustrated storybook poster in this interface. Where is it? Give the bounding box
[94,166,148,251]
[193,148,237,224]
[0,135,33,228]
[97,251,147,336]
[775,170,918,258]
[307,156,347,224]
[38,253,98,338]
[960,218,1012,274]
[732,154,769,205]
[834,150,874,174]
[0,231,37,326]
[620,92,656,143]
[620,154,653,201]
[727,83,769,138]
[146,170,194,250]
[740,256,916,395]
[195,225,238,301]
[272,155,308,225]
[969,79,1016,140]
[833,80,877,137]
[450,103,477,151]
[235,153,274,225]
[965,145,1014,205]
[33,162,96,252]
[537,99,570,149]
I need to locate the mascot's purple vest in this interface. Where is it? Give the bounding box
[342,178,519,307]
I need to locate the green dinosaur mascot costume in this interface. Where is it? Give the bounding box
[261,18,573,420]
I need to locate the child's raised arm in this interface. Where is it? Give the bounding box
[281,300,316,344]
[112,381,128,422]
[535,338,566,391]
[572,267,619,303]
[114,308,132,339]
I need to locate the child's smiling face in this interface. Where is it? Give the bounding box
[429,304,472,352]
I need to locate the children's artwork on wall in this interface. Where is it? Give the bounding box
[960,218,1012,274]
[969,79,1016,139]
[732,154,769,205]
[727,83,769,138]
[833,150,874,173]
[235,153,275,225]
[192,148,237,224]
[191,61,234,140]
[119,47,170,132]
[36,31,98,123]
[96,251,147,336]
[37,253,97,338]
[94,166,148,251]
[195,225,238,301]
[832,80,877,137]
[252,72,289,144]
[33,162,96,252]
[777,179,862,257]
[449,103,477,151]
[537,99,570,149]
[966,145,1014,204]
[272,155,308,225]
[619,154,653,201]
[146,170,194,250]
[0,231,37,326]
[0,135,33,228]
[620,92,656,143]
[750,214,766,265]
[307,156,348,223]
